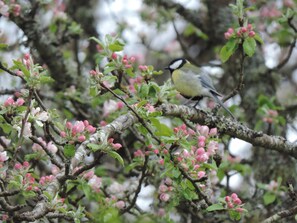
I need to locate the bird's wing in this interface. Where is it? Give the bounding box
[199,72,222,97]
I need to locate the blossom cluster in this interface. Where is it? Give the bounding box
[262,109,278,124]
[0,0,21,17]
[158,178,173,202]
[225,193,244,213]
[224,24,255,40]
[3,96,25,107]
[60,120,96,143]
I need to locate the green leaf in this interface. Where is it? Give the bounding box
[39,75,54,84]
[206,203,225,212]
[254,33,264,44]
[89,37,104,48]
[150,118,174,137]
[103,66,117,75]
[220,38,238,63]
[108,40,125,52]
[243,37,256,57]
[229,209,241,220]
[0,123,12,134]
[64,144,76,158]
[87,143,101,151]
[263,192,276,205]
[107,150,124,166]
[0,43,8,49]
[11,60,30,78]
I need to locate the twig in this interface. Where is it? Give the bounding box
[100,83,161,144]
[120,155,149,214]
[29,136,63,169]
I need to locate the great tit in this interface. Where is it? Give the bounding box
[165,58,235,119]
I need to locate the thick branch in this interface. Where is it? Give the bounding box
[261,205,297,223]
[159,104,297,158]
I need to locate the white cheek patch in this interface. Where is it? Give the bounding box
[169,60,183,70]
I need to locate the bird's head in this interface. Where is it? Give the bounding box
[165,58,188,73]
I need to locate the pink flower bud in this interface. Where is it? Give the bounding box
[129,56,136,63]
[16,98,25,106]
[235,207,244,213]
[248,31,255,37]
[209,128,218,136]
[89,70,97,76]
[233,198,242,205]
[112,143,122,150]
[165,178,172,185]
[111,52,117,60]
[241,27,247,33]
[23,161,30,168]
[153,149,159,154]
[60,131,67,138]
[125,64,132,69]
[193,164,200,170]
[225,196,231,202]
[224,32,232,40]
[231,193,238,200]
[199,125,209,136]
[66,122,72,129]
[227,28,234,34]
[159,159,164,165]
[86,125,96,134]
[14,163,22,170]
[4,97,14,107]
[227,202,234,209]
[247,24,253,31]
[78,135,86,142]
[115,200,125,209]
[196,147,205,156]
[24,53,30,61]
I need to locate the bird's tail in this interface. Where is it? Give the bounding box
[211,94,236,120]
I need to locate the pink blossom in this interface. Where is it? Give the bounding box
[198,125,209,136]
[12,4,21,16]
[0,151,8,162]
[159,184,168,193]
[209,128,217,136]
[125,64,132,69]
[47,141,58,153]
[117,101,124,109]
[145,104,155,112]
[88,175,102,192]
[51,165,60,175]
[16,98,25,106]
[22,122,32,138]
[83,170,94,180]
[72,121,85,134]
[103,100,118,117]
[160,193,170,202]
[114,200,125,209]
[164,178,172,186]
[129,56,136,63]
[197,171,206,179]
[4,97,14,107]
[153,149,159,154]
[134,149,144,157]
[157,208,166,217]
[0,1,9,17]
[86,125,96,134]
[138,65,148,72]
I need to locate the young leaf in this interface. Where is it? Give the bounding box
[64,144,76,158]
[243,37,256,57]
[206,203,225,212]
[220,38,238,63]
[107,150,124,166]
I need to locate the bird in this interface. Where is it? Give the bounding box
[165,58,235,119]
